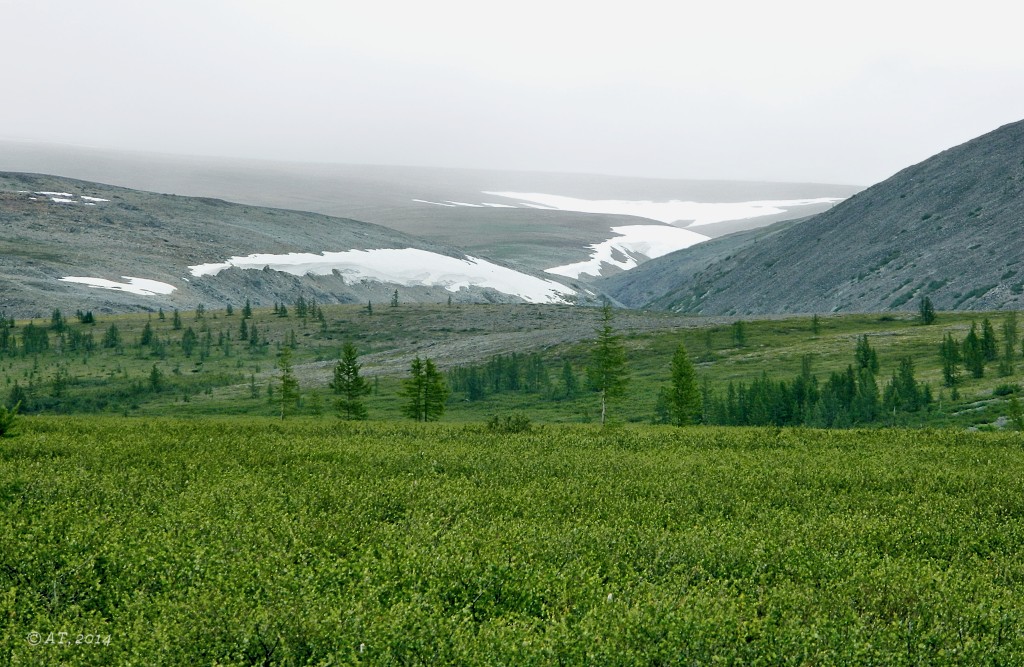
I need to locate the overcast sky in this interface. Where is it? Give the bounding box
[3,0,1023,186]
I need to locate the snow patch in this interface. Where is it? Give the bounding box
[81,196,109,202]
[546,225,710,279]
[35,191,74,197]
[60,276,177,296]
[188,248,577,304]
[51,197,77,204]
[483,192,843,226]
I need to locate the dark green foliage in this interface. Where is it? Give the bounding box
[918,295,936,324]
[999,312,1018,377]
[242,298,252,319]
[75,309,95,324]
[225,303,234,316]
[587,304,629,425]
[560,359,578,399]
[0,314,11,353]
[391,289,399,307]
[7,383,28,414]
[1009,396,1024,430]
[810,313,821,334]
[963,322,985,378]
[66,327,95,353]
[486,412,533,433]
[667,342,702,425]
[172,308,182,330]
[981,318,998,361]
[329,342,371,420]
[21,322,50,355]
[149,364,164,392]
[276,346,300,419]
[854,334,879,373]
[732,320,746,347]
[140,320,154,346]
[883,357,930,413]
[0,401,18,436]
[992,383,1019,397]
[448,352,550,400]
[101,323,121,349]
[402,356,449,421]
[940,333,962,387]
[50,308,66,333]
[181,327,198,357]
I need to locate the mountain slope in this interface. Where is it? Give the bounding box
[597,217,807,308]
[612,119,1024,315]
[0,173,583,319]
[0,142,860,277]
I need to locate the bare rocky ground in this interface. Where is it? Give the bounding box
[0,173,588,319]
[284,303,737,387]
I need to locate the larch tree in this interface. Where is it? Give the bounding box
[277,345,300,419]
[586,303,629,426]
[668,342,702,425]
[402,356,449,422]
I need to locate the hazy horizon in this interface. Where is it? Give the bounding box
[3,0,1023,186]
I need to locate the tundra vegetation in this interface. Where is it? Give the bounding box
[4,300,1024,661]
[3,418,1024,664]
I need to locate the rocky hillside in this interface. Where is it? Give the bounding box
[605,119,1024,315]
[0,173,586,319]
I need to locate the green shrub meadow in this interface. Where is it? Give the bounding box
[3,417,1024,664]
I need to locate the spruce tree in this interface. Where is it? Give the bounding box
[918,296,936,325]
[586,303,629,426]
[940,333,961,387]
[560,360,578,398]
[732,320,746,347]
[962,323,985,378]
[668,342,702,425]
[854,334,880,373]
[981,318,998,361]
[999,312,1018,376]
[330,342,371,420]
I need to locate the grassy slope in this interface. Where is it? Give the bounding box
[2,303,1022,429]
[2,418,1023,664]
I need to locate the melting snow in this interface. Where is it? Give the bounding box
[60,276,177,296]
[188,248,577,304]
[81,196,110,202]
[546,225,711,279]
[35,191,74,197]
[483,192,843,226]
[51,197,77,204]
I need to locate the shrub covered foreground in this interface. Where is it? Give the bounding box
[2,418,1023,664]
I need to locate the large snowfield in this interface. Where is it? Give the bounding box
[188,248,578,304]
